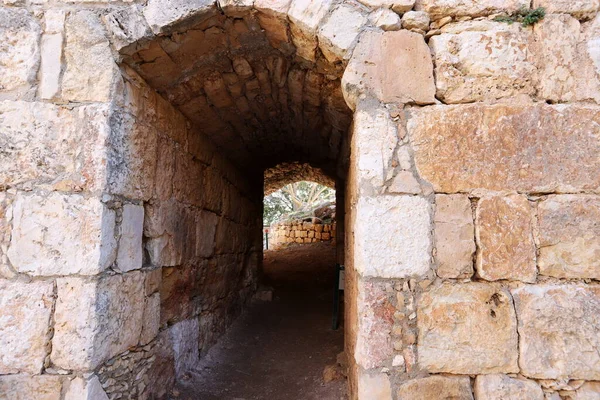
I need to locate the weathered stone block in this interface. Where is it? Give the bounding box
[474,374,544,400]
[430,21,536,103]
[434,194,475,279]
[538,196,600,280]
[512,284,600,380]
[357,371,392,400]
[0,193,14,279]
[318,4,367,62]
[51,273,145,370]
[104,5,153,54]
[369,9,402,31]
[408,104,600,193]
[196,210,218,258]
[8,193,117,276]
[343,30,436,109]
[64,376,109,400]
[0,8,40,100]
[0,280,54,374]
[533,0,599,20]
[288,0,333,61]
[170,318,200,378]
[476,195,536,283]
[573,382,600,399]
[397,376,473,400]
[0,375,63,400]
[402,10,429,31]
[418,282,519,374]
[354,195,432,278]
[358,0,415,13]
[116,204,144,272]
[415,0,529,18]
[143,0,217,34]
[140,292,161,345]
[255,0,292,16]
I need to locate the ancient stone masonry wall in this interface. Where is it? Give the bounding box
[269,219,336,249]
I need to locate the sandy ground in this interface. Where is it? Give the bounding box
[173,242,347,400]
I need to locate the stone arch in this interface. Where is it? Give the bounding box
[264,162,335,195]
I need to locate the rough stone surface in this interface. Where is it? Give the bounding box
[64,376,109,400]
[140,292,161,345]
[533,0,599,20]
[476,195,536,283]
[0,280,55,374]
[430,21,536,103]
[408,104,600,193]
[573,382,600,399]
[357,371,392,400]
[318,3,367,62]
[354,195,432,278]
[397,376,473,400]
[104,5,153,53]
[116,204,144,272]
[51,273,145,370]
[434,194,475,279]
[0,375,63,400]
[288,0,333,61]
[537,195,600,280]
[143,0,217,34]
[415,0,530,18]
[370,8,402,31]
[170,318,200,378]
[401,10,429,31]
[512,284,600,380]
[7,193,117,276]
[418,282,519,374]
[474,374,544,400]
[0,8,40,100]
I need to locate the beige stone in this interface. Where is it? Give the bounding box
[8,193,117,276]
[64,376,109,400]
[62,11,118,102]
[512,284,600,380]
[0,8,40,100]
[288,0,333,61]
[0,375,63,400]
[354,195,432,278]
[533,0,599,20]
[318,4,367,62]
[573,382,600,399]
[0,280,54,374]
[219,0,254,17]
[0,193,14,278]
[369,8,402,31]
[117,204,144,272]
[343,30,436,109]
[143,0,217,34]
[397,376,473,400]
[476,195,536,283]
[388,171,421,194]
[358,0,415,13]
[418,282,519,374]
[51,273,145,370]
[255,0,292,16]
[402,10,429,31]
[104,5,153,54]
[408,104,600,193]
[430,21,536,103]
[434,194,475,279]
[415,0,529,18]
[537,195,600,279]
[39,10,65,101]
[474,374,544,400]
[357,371,392,400]
[140,292,161,345]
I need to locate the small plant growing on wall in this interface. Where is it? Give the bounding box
[494,7,546,27]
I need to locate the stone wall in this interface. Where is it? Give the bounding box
[269,219,336,249]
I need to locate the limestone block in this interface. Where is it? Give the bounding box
[408,104,600,193]
[288,0,333,61]
[39,11,65,100]
[170,318,200,378]
[255,0,292,16]
[196,210,218,258]
[388,171,422,194]
[160,264,203,324]
[418,282,519,374]
[140,292,161,345]
[415,0,529,18]
[51,273,145,370]
[430,21,536,103]
[434,194,475,279]
[402,10,429,31]
[355,280,394,369]
[397,376,473,400]
[357,371,392,400]
[62,11,118,102]
[64,376,109,400]
[576,14,600,103]
[512,284,600,380]
[0,8,40,100]
[474,374,544,400]
[0,193,13,278]
[143,0,217,34]
[369,8,402,31]
[537,195,600,279]
[533,0,599,20]
[104,5,153,54]
[257,12,294,54]
[318,4,367,62]
[0,101,111,191]
[342,30,435,109]
[360,0,415,13]
[476,195,536,283]
[0,280,54,374]
[8,193,117,276]
[0,375,63,400]
[573,382,600,399]
[117,204,144,272]
[219,0,254,17]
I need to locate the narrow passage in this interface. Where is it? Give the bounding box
[174,242,347,400]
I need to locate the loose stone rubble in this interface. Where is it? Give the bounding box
[1,0,600,399]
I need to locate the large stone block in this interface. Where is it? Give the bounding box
[512,284,600,380]
[62,11,118,102]
[434,194,475,279]
[343,30,436,109]
[415,0,529,18]
[0,8,40,100]
[538,196,600,280]
[0,375,64,400]
[143,0,217,35]
[358,0,415,13]
[354,195,432,278]
[357,371,392,400]
[476,195,536,283]
[430,21,536,103]
[288,0,333,61]
[51,273,145,370]
[318,3,367,62]
[397,376,473,400]
[533,0,599,21]
[116,204,144,272]
[196,210,218,258]
[418,283,519,374]
[8,193,117,276]
[474,374,544,400]
[408,104,600,193]
[0,193,14,278]
[170,318,200,378]
[0,280,54,374]
[104,5,153,54]
[64,376,109,400]
[0,101,111,191]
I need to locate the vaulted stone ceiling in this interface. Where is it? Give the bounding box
[120,7,352,179]
[263,162,335,195]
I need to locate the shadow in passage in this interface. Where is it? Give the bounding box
[174,242,346,400]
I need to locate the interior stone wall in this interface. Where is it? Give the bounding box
[269,219,336,249]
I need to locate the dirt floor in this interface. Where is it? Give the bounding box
[173,242,347,400]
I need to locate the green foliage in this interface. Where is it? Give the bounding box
[493,7,545,27]
[263,181,335,226]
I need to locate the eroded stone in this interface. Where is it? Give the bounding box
[0,375,63,400]
[143,0,217,34]
[117,204,144,272]
[533,0,599,20]
[397,375,473,400]
[415,0,529,18]
[474,374,544,400]
[318,3,367,62]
